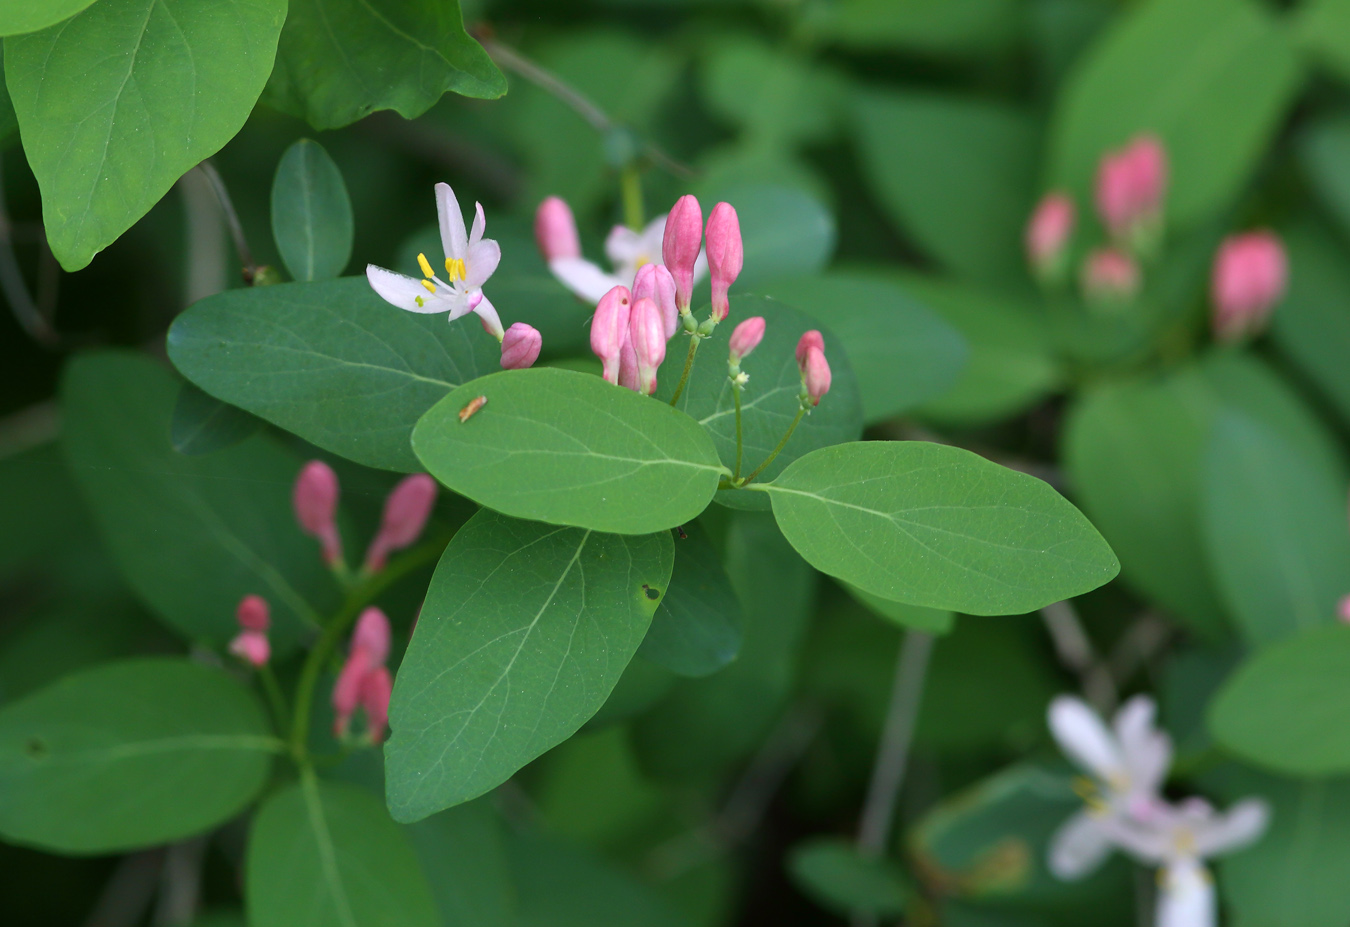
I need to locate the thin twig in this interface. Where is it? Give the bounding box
[178,168,229,307]
[82,851,164,927]
[195,160,258,284]
[1041,599,1117,712]
[0,152,58,346]
[153,837,208,926]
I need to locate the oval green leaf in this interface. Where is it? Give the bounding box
[170,383,262,457]
[762,441,1119,615]
[0,0,99,37]
[385,511,673,821]
[270,139,353,282]
[0,658,277,854]
[414,368,725,535]
[639,521,744,677]
[788,838,909,918]
[168,277,500,472]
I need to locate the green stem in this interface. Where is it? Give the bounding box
[257,665,289,734]
[288,537,447,759]
[739,405,807,486]
[732,380,744,481]
[620,166,644,233]
[668,336,701,406]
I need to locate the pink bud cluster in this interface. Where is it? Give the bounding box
[332,607,393,743]
[293,461,437,576]
[1210,231,1287,342]
[796,331,832,407]
[228,595,271,667]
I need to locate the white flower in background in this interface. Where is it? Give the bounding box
[1047,695,1172,879]
[1102,797,1269,927]
[366,183,505,339]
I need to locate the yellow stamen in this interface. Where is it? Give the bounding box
[445,257,466,281]
[417,252,435,278]
[421,279,436,294]
[635,255,650,271]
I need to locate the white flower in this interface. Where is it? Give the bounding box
[1047,695,1172,879]
[366,183,505,339]
[548,215,707,304]
[1102,797,1269,927]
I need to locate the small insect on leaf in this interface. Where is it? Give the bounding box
[458,395,488,423]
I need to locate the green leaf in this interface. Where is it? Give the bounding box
[1210,624,1350,776]
[639,521,743,677]
[0,0,99,37]
[695,184,836,289]
[0,657,276,854]
[405,799,517,927]
[168,277,500,472]
[853,90,1039,285]
[817,0,1026,56]
[788,838,909,918]
[414,368,725,535]
[170,383,262,457]
[658,295,863,513]
[270,140,353,282]
[1047,0,1302,230]
[699,35,839,146]
[1202,412,1350,647]
[5,0,287,271]
[761,441,1119,616]
[759,271,968,424]
[385,510,673,821]
[264,0,504,130]
[1298,120,1350,245]
[845,584,955,635]
[247,775,439,927]
[1295,0,1350,87]
[62,351,335,648]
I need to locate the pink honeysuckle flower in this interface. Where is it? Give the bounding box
[1210,231,1287,342]
[228,594,271,667]
[632,262,678,339]
[1026,192,1076,281]
[294,461,342,565]
[534,196,581,261]
[802,347,831,406]
[1096,134,1167,245]
[1081,247,1141,305]
[500,322,543,370]
[664,194,705,314]
[366,183,505,339]
[591,285,632,384]
[333,607,393,742]
[629,296,666,396]
[363,474,437,574]
[729,316,766,362]
[1046,695,1173,881]
[705,202,744,322]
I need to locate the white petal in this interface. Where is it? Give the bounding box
[1193,799,1269,858]
[465,238,501,289]
[366,265,446,314]
[1049,695,1124,782]
[605,224,647,268]
[549,257,624,304]
[1048,811,1115,880]
[470,292,504,340]
[692,248,709,285]
[1115,695,1173,796]
[469,202,486,247]
[1157,858,1215,927]
[436,182,468,259]
[639,214,667,259]
[1096,812,1172,864]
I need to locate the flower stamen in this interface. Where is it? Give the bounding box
[417,252,436,278]
[446,257,466,281]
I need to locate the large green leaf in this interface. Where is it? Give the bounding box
[759,272,968,424]
[1047,0,1302,230]
[639,521,743,677]
[270,139,353,282]
[853,90,1039,285]
[658,295,863,513]
[414,368,725,535]
[405,799,517,927]
[1210,624,1350,777]
[263,0,504,130]
[761,442,1119,616]
[1296,0,1350,87]
[385,511,672,821]
[845,585,955,635]
[62,352,335,648]
[247,775,438,927]
[1202,412,1350,647]
[1298,120,1350,244]
[0,658,277,854]
[170,384,262,457]
[168,277,500,472]
[788,838,909,918]
[4,0,287,271]
[698,184,837,290]
[0,0,99,36]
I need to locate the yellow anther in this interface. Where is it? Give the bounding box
[421,279,436,294]
[445,257,466,281]
[417,252,435,278]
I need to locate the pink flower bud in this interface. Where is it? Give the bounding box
[1096,134,1167,242]
[333,607,392,739]
[591,285,632,384]
[796,330,825,368]
[1026,192,1075,280]
[500,322,542,370]
[294,461,342,565]
[632,263,678,339]
[662,195,703,313]
[801,347,831,407]
[534,196,580,261]
[729,316,766,361]
[1080,247,1141,304]
[360,665,392,743]
[617,332,639,392]
[236,594,270,632]
[364,475,437,573]
[228,630,270,667]
[1338,594,1350,625]
[1210,231,1287,342]
[351,606,391,665]
[332,648,370,737]
[630,297,666,396]
[705,203,743,323]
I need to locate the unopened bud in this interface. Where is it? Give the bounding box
[294,461,342,565]
[795,330,824,369]
[662,195,703,313]
[500,322,543,370]
[351,606,391,665]
[1211,231,1287,342]
[534,196,581,261]
[1096,134,1167,247]
[332,649,370,737]
[801,346,831,407]
[630,297,667,396]
[632,263,678,339]
[364,475,437,573]
[706,203,743,323]
[228,630,270,668]
[1026,192,1075,282]
[360,666,392,743]
[729,316,766,362]
[236,594,270,632]
[1080,247,1141,306]
[591,285,632,384]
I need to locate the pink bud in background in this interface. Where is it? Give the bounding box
[796,330,825,368]
[360,666,392,743]
[1338,594,1350,625]
[662,195,703,313]
[352,607,391,667]
[729,316,765,361]
[294,461,342,565]
[500,322,543,370]
[534,196,581,261]
[705,202,743,322]
[364,475,437,573]
[591,285,632,384]
[1026,192,1075,280]
[1096,134,1167,243]
[229,630,270,668]
[1210,231,1287,342]
[801,347,831,407]
[333,607,393,739]
[236,594,270,632]
[632,262,678,339]
[630,297,666,396]
[1080,247,1141,304]
[332,649,370,737]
